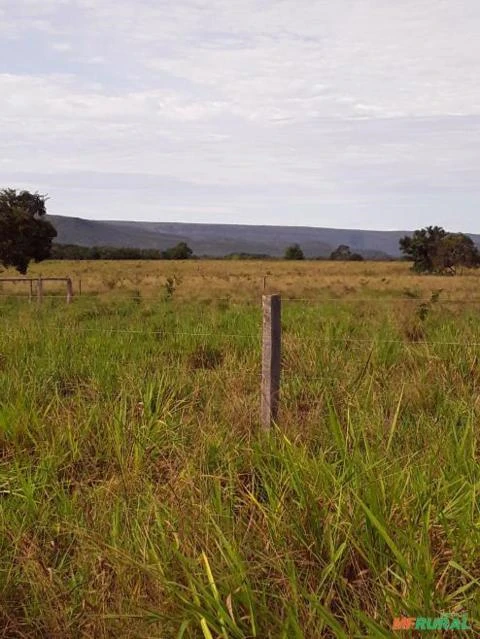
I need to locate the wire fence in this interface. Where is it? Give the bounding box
[3,291,480,303]
[2,291,480,428]
[2,314,480,345]
[2,326,480,348]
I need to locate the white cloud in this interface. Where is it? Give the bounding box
[1,0,480,229]
[51,41,72,52]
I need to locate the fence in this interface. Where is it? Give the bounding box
[258,294,480,429]
[1,289,479,430]
[0,277,74,304]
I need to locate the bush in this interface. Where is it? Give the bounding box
[284,244,305,260]
[399,226,480,274]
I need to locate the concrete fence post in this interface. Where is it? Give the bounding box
[261,294,281,430]
[37,278,43,305]
[66,278,73,304]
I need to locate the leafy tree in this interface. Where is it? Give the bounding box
[284,243,304,260]
[162,241,193,260]
[329,244,363,261]
[0,189,57,274]
[399,226,446,273]
[399,226,480,274]
[432,233,480,274]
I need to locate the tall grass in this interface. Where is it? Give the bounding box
[0,286,479,637]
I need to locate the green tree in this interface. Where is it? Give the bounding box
[329,244,363,261]
[162,241,193,260]
[0,189,57,274]
[399,226,479,274]
[284,243,304,260]
[432,233,480,274]
[399,226,446,273]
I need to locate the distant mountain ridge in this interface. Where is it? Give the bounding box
[46,215,480,259]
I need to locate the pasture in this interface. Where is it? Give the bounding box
[0,260,479,637]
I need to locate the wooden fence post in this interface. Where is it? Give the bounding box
[66,278,73,304]
[262,275,267,292]
[37,278,43,305]
[261,294,281,430]
[29,280,33,303]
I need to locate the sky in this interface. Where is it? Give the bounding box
[1,0,480,231]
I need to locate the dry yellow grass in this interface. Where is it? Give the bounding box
[2,259,480,300]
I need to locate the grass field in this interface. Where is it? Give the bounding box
[4,258,480,301]
[1,260,479,637]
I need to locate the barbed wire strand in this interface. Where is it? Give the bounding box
[0,325,259,338]
[1,292,480,304]
[2,323,480,347]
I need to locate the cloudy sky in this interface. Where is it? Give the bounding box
[1,0,480,230]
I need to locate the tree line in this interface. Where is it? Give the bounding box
[284,230,480,272]
[284,243,364,261]
[2,189,480,274]
[50,243,364,262]
[51,242,193,261]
